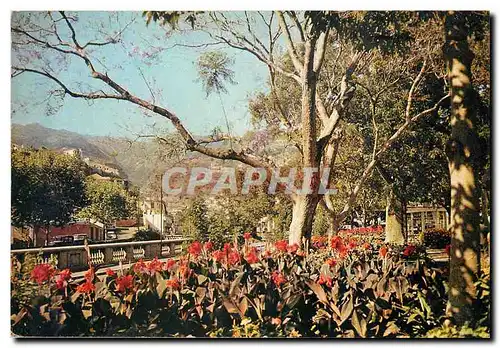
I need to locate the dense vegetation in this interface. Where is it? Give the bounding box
[11,235,490,337]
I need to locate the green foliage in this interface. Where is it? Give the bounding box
[178,197,209,242]
[12,238,490,338]
[196,51,237,97]
[76,178,135,226]
[11,147,86,228]
[426,325,489,338]
[134,228,161,241]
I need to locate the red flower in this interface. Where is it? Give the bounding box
[179,260,192,280]
[379,246,388,258]
[30,264,56,285]
[223,243,232,254]
[245,249,259,264]
[271,317,282,326]
[338,245,349,259]
[58,268,72,281]
[362,242,372,250]
[318,274,333,287]
[54,268,72,290]
[77,280,95,294]
[84,267,95,282]
[287,243,299,254]
[188,241,203,257]
[165,277,181,290]
[325,258,337,267]
[212,250,226,262]
[228,251,241,266]
[347,241,357,250]
[164,258,177,271]
[115,275,134,293]
[204,241,214,251]
[331,236,344,251]
[106,268,116,277]
[275,240,288,252]
[243,232,252,240]
[134,259,148,274]
[263,250,272,259]
[445,244,451,256]
[55,278,67,290]
[147,257,164,275]
[271,271,286,287]
[403,245,416,257]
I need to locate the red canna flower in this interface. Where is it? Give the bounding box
[271,317,282,326]
[106,268,116,277]
[275,240,288,252]
[445,244,451,256]
[287,243,299,254]
[134,259,148,274]
[204,241,214,251]
[30,263,56,285]
[403,245,416,257]
[212,250,226,262]
[84,267,95,282]
[245,248,259,264]
[77,280,95,294]
[296,250,306,257]
[164,258,177,271]
[223,243,232,254]
[379,246,388,258]
[188,241,203,257]
[179,260,192,280]
[165,277,181,290]
[228,250,241,266]
[338,245,349,259]
[318,274,333,287]
[147,257,164,275]
[271,271,286,287]
[325,258,337,267]
[115,274,134,293]
[58,268,72,281]
[54,268,72,290]
[331,236,344,251]
[55,278,67,290]
[243,232,252,240]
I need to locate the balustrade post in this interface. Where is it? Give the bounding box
[58,251,68,269]
[104,247,113,264]
[127,245,135,262]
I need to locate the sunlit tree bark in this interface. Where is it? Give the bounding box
[443,11,482,325]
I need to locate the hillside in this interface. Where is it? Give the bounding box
[11,123,173,186]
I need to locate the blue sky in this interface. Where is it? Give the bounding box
[11,11,270,138]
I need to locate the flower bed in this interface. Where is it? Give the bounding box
[11,236,489,338]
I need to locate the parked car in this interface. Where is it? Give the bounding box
[48,235,74,247]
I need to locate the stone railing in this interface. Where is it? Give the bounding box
[11,236,190,271]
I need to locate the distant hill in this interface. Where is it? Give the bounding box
[11,123,171,186]
[11,123,298,189]
[12,123,111,161]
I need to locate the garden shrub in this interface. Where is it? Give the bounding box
[423,228,451,249]
[10,235,489,338]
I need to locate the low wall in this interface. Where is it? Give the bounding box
[11,236,190,271]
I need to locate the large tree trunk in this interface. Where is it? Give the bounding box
[288,33,320,246]
[444,11,482,325]
[384,187,404,245]
[289,195,320,245]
